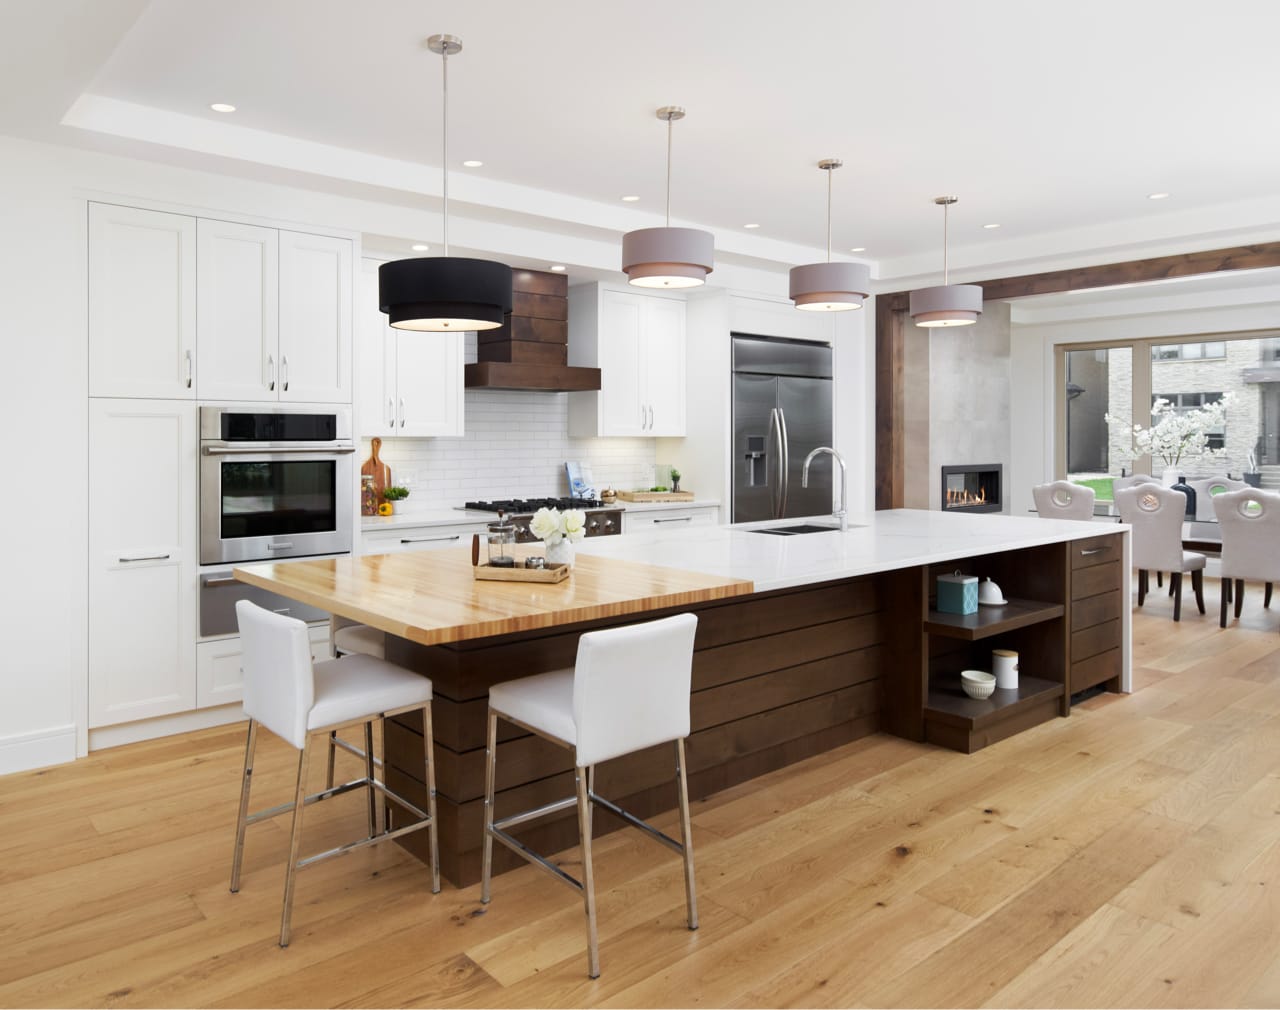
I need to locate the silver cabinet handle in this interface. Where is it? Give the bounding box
[185,349,193,389]
[202,575,239,587]
[1080,547,1105,556]
[648,405,654,430]
[640,404,646,430]
[119,553,170,563]
[281,355,289,392]
[399,397,405,427]
[267,354,276,391]
[266,542,295,550]
[400,534,461,544]
[653,516,692,523]
[387,396,395,430]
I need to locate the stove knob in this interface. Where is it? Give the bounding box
[604,518,615,531]
[588,520,599,532]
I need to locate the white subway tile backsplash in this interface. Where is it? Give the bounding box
[363,389,656,508]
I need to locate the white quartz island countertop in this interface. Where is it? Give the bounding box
[575,508,1128,594]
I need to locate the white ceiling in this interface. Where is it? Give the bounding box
[7,0,1280,282]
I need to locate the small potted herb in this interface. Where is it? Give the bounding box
[379,485,409,515]
[670,468,682,493]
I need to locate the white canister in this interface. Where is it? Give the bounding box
[993,649,1019,690]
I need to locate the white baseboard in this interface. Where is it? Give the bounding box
[89,705,246,752]
[0,724,78,775]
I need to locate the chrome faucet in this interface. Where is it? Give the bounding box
[802,446,849,530]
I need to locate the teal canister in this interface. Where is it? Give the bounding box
[937,571,979,615]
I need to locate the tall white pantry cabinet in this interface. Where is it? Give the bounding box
[86,201,354,730]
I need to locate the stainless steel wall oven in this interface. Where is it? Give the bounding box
[199,406,354,564]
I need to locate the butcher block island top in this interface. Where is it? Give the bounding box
[233,548,754,645]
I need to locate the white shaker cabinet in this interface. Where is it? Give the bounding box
[278,230,353,404]
[357,260,463,437]
[568,285,686,437]
[88,399,198,727]
[195,219,279,401]
[88,203,197,400]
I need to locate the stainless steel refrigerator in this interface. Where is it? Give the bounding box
[732,334,833,523]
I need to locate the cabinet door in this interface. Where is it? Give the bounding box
[395,331,464,437]
[279,231,353,403]
[642,296,686,436]
[196,219,279,401]
[89,400,197,727]
[598,289,645,436]
[356,262,397,436]
[361,523,481,555]
[89,204,196,399]
[196,627,328,709]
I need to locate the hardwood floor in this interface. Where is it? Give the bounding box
[3,581,1280,1007]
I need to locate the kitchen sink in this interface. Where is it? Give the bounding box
[748,523,856,536]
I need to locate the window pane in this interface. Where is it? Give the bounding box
[1065,346,1132,500]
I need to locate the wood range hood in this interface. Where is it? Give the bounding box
[464,269,601,392]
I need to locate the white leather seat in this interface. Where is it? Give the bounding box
[1032,480,1096,521]
[1213,488,1280,630]
[481,612,699,979]
[1115,484,1206,621]
[332,622,386,660]
[231,601,440,947]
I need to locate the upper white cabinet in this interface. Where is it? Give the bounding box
[357,260,463,437]
[89,204,197,399]
[568,285,686,437]
[196,219,279,401]
[88,399,198,727]
[278,230,353,403]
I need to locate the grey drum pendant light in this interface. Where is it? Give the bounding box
[379,34,511,331]
[909,196,982,327]
[622,106,714,288]
[789,159,871,312]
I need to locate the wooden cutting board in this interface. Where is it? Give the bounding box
[361,436,391,496]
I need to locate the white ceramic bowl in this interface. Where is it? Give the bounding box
[960,669,997,700]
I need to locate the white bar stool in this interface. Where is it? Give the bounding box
[326,616,389,789]
[231,601,440,947]
[480,612,699,978]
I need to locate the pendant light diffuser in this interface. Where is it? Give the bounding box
[789,159,870,312]
[379,34,511,332]
[909,196,981,327]
[622,107,714,288]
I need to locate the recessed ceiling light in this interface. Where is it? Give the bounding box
[1148,192,1171,200]
[549,264,567,272]
[621,195,640,202]
[849,247,866,253]
[411,243,429,252]
[743,223,760,229]
[462,160,483,168]
[209,103,236,113]
[983,223,1001,229]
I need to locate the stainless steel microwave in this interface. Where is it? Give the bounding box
[199,406,355,565]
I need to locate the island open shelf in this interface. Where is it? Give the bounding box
[923,674,1065,754]
[923,598,1065,640]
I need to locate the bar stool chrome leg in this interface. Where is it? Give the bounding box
[363,721,377,837]
[326,730,338,789]
[480,710,498,904]
[279,739,313,947]
[675,737,698,930]
[230,718,259,893]
[575,765,600,979]
[423,703,441,894]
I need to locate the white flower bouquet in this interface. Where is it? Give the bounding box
[1105,393,1232,468]
[528,507,587,546]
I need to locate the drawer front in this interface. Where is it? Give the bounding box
[1072,559,1121,601]
[624,508,718,531]
[1071,533,1122,570]
[362,524,481,555]
[1071,647,1121,696]
[1071,589,1122,632]
[1071,618,1121,664]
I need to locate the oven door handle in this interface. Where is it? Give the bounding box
[202,443,356,455]
[202,576,240,588]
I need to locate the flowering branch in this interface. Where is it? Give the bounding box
[1104,393,1233,468]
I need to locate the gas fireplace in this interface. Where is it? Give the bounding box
[941,464,1003,514]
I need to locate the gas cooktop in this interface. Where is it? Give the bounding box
[463,496,605,514]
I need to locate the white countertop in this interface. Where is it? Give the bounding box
[575,508,1127,593]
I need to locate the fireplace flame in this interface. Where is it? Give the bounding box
[946,487,987,507]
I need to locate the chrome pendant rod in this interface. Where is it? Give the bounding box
[826,165,833,263]
[441,43,449,257]
[942,198,948,284]
[665,113,672,227]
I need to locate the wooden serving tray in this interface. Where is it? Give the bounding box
[616,490,695,502]
[473,562,570,584]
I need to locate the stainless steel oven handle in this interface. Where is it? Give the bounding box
[201,444,356,455]
[119,553,170,563]
[266,542,295,550]
[400,534,461,544]
[202,576,239,587]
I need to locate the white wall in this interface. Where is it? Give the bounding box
[1008,282,1280,517]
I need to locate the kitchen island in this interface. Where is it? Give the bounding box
[236,509,1129,885]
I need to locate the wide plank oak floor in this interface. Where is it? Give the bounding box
[2,579,1280,1008]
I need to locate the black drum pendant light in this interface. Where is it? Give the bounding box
[908,196,982,327]
[379,34,511,331]
[789,159,871,311]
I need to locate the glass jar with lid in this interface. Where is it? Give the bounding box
[486,511,516,568]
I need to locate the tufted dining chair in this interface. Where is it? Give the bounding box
[1188,475,1248,523]
[1115,484,1206,621]
[1032,480,1096,521]
[1212,488,1280,630]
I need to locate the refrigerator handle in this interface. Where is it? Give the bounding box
[766,407,781,518]
[777,407,791,516]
